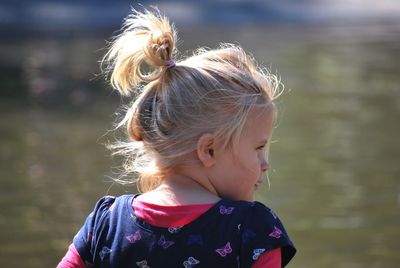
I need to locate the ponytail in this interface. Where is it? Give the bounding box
[102,8,177,96]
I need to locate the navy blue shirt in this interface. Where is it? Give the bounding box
[74,195,296,267]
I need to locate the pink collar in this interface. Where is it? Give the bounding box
[132,199,214,228]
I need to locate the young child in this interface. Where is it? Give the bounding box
[57,8,296,268]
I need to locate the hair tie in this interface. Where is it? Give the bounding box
[165,59,176,69]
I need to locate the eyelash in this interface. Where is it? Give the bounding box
[257,145,265,150]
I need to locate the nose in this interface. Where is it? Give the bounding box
[261,161,270,172]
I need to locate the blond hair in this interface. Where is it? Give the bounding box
[102,8,283,192]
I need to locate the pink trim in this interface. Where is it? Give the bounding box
[132,199,214,227]
[56,243,86,268]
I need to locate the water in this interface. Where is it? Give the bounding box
[1,25,399,267]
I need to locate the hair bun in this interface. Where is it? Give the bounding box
[102,8,177,96]
[145,31,175,67]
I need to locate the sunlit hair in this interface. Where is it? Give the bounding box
[102,8,283,192]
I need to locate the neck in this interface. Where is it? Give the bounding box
[161,173,220,204]
[137,169,220,206]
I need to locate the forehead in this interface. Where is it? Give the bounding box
[242,106,275,139]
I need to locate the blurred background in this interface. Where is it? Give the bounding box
[1,0,399,267]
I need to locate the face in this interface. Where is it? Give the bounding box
[208,107,274,202]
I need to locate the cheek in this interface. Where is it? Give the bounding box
[241,153,261,175]
[253,151,263,167]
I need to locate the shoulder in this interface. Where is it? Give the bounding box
[77,195,135,233]
[89,195,132,217]
[73,195,136,264]
[93,194,133,209]
[229,200,297,267]
[245,201,279,224]
[213,199,282,238]
[239,201,290,244]
[94,195,117,211]
[219,198,277,220]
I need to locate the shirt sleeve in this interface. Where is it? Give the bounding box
[72,196,116,266]
[56,243,87,268]
[239,202,296,267]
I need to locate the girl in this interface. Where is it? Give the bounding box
[58,8,296,268]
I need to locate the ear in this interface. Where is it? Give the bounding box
[196,133,217,168]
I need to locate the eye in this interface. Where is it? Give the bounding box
[256,145,265,151]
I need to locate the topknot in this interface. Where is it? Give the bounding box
[102,8,177,96]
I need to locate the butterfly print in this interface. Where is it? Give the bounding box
[99,246,112,260]
[183,256,200,268]
[136,260,150,268]
[158,235,175,249]
[215,242,232,257]
[252,248,266,260]
[168,226,182,234]
[126,230,142,243]
[268,226,283,239]
[242,229,256,243]
[187,234,203,246]
[219,205,235,215]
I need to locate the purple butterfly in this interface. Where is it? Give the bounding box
[219,205,235,215]
[126,230,141,243]
[168,226,181,234]
[252,248,266,260]
[158,235,175,249]
[187,234,203,246]
[268,226,282,239]
[242,229,256,243]
[136,260,150,268]
[215,242,232,257]
[183,256,200,268]
[99,246,112,260]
